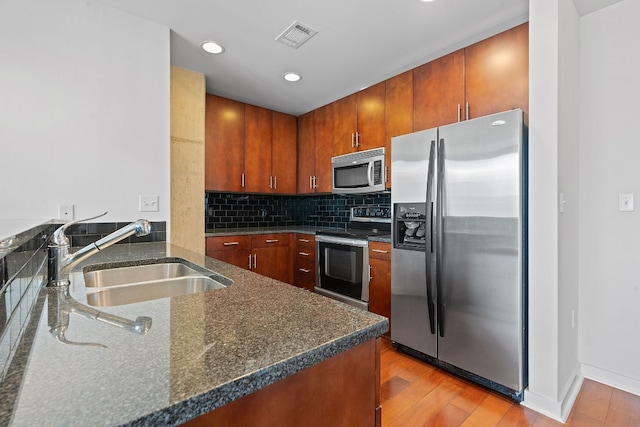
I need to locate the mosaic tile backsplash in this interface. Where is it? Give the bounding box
[205,192,392,230]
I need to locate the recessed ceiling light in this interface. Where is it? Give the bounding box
[201,41,224,54]
[283,72,301,82]
[420,0,437,2]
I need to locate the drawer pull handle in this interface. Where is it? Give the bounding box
[299,239,310,243]
[299,268,311,273]
[223,242,240,246]
[265,239,279,243]
[298,252,310,256]
[372,249,389,254]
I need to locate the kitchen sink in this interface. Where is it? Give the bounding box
[83,258,230,307]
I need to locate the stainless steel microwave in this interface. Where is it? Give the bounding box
[331,147,386,194]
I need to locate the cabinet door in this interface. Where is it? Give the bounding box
[251,234,293,284]
[205,95,245,192]
[297,112,315,194]
[356,81,386,152]
[314,105,333,193]
[206,236,252,270]
[369,242,391,334]
[272,111,297,194]
[464,22,529,119]
[331,94,357,156]
[413,50,465,131]
[244,105,272,193]
[385,70,413,189]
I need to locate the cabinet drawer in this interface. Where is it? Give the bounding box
[369,241,391,261]
[295,234,315,250]
[251,233,291,248]
[206,235,252,252]
[294,258,316,292]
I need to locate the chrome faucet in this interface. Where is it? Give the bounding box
[48,212,152,287]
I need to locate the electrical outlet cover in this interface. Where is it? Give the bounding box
[140,195,159,212]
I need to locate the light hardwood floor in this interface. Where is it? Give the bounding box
[380,337,640,426]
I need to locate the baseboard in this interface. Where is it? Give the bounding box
[521,368,583,422]
[582,363,640,397]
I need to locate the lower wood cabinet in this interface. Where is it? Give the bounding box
[369,241,391,335]
[293,234,316,292]
[184,338,380,427]
[206,234,293,284]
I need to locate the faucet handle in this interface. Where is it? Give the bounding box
[51,211,109,246]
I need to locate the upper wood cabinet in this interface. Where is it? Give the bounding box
[464,22,529,120]
[205,94,297,194]
[413,50,465,131]
[413,23,528,131]
[205,95,245,192]
[297,105,333,194]
[385,70,414,189]
[332,81,386,156]
[271,112,298,194]
[244,104,272,193]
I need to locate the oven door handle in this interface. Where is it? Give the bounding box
[315,235,369,247]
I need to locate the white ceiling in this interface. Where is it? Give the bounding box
[95,0,620,116]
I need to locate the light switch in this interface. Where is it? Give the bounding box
[619,193,634,212]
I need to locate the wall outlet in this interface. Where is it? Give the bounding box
[58,204,74,221]
[139,195,159,212]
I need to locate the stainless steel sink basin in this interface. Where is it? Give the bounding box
[83,258,230,307]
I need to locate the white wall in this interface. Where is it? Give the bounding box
[525,0,582,420]
[526,0,561,415]
[579,0,640,393]
[0,0,170,224]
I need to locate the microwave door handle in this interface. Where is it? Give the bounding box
[367,161,374,186]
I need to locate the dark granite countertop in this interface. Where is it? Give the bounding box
[205,226,392,244]
[6,242,387,426]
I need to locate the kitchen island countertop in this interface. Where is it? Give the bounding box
[5,242,387,426]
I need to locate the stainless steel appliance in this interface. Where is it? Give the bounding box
[316,206,391,310]
[331,147,386,194]
[391,109,528,401]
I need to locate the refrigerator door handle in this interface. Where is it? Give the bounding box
[425,140,436,335]
[436,138,445,338]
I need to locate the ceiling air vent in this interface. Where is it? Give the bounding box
[275,20,318,49]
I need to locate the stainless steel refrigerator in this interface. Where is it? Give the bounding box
[391,109,527,401]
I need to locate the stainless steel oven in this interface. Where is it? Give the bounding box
[315,206,391,311]
[315,235,369,310]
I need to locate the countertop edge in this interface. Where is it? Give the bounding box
[124,321,387,426]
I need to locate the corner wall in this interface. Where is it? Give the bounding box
[0,0,170,225]
[579,0,640,394]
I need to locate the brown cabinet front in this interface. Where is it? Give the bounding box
[297,106,332,194]
[206,234,293,284]
[332,82,386,156]
[205,95,297,194]
[293,234,316,292]
[205,95,245,192]
[413,23,528,131]
[464,22,529,120]
[385,70,414,189]
[368,241,391,335]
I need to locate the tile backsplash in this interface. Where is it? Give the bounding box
[0,220,166,383]
[205,192,391,230]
